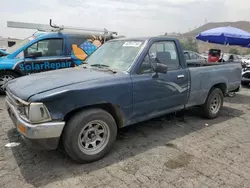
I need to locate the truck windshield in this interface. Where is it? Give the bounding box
[7,36,36,54]
[86,40,145,71]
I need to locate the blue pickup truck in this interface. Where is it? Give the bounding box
[5,36,242,163]
[0,29,117,94]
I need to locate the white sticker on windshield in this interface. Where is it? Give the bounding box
[123,42,142,47]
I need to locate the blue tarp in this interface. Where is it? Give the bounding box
[196,26,250,47]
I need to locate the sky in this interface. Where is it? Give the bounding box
[0,0,250,39]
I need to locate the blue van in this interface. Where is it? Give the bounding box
[0,28,117,94]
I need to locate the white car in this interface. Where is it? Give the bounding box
[241,56,250,64]
[242,65,250,86]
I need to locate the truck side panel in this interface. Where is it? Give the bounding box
[186,63,242,107]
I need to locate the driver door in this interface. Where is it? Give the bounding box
[131,40,189,120]
[22,38,70,75]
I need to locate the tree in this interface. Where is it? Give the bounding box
[181,38,198,52]
[229,48,239,54]
[243,48,250,55]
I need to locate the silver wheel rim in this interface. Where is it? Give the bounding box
[210,94,221,114]
[78,120,110,155]
[0,75,15,91]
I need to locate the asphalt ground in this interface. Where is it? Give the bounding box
[1,87,250,188]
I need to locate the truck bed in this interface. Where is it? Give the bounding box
[186,60,238,67]
[186,62,242,108]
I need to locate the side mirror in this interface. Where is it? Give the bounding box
[25,52,42,58]
[152,61,168,73]
[150,52,168,74]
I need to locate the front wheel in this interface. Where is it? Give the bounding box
[0,71,19,95]
[201,88,224,119]
[63,109,117,163]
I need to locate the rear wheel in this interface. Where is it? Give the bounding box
[0,71,19,95]
[63,109,117,163]
[201,88,224,119]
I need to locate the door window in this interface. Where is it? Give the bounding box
[25,38,63,57]
[149,41,180,70]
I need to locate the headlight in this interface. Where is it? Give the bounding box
[26,103,51,123]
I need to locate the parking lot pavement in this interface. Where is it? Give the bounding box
[1,88,250,188]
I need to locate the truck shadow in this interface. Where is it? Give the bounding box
[0,96,5,111]
[225,92,250,104]
[0,95,5,102]
[7,106,244,187]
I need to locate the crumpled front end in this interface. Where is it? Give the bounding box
[5,90,65,150]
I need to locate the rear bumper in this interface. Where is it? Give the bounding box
[5,98,65,150]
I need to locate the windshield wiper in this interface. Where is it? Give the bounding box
[79,61,89,68]
[91,64,110,68]
[90,64,117,74]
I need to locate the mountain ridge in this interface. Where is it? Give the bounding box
[183,21,250,37]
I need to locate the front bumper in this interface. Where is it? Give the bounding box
[5,98,65,150]
[20,135,61,150]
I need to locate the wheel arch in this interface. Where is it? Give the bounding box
[0,69,22,77]
[0,69,22,94]
[200,83,227,105]
[63,103,125,129]
[210,83,227,96]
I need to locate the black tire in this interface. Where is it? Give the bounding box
[0,71,19,95]
[201,88,224,119]
[63,108,117,163]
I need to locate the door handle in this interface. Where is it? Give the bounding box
[177,75,185,79]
